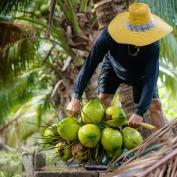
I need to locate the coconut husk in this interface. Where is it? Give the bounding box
[104,120,177,177]
[71,143,87,157]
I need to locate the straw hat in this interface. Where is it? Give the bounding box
[108,3,173,46]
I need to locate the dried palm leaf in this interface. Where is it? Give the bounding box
[104,120,177,177]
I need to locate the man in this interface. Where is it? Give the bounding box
[66,3,173,129]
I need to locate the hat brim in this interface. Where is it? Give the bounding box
[108,12,173,46]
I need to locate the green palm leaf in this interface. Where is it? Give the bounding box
[137,0,177,27]
[0,22,39,83]
[0,0,30,15]
[0,67,52,125]
[3,93,53,147]
[159,60,177,95]
[160,32,177,67]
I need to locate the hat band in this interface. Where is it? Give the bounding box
[126,21,155,32]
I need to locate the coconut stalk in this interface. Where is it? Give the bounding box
[57,0,80,33]
[65,0,80,33]
[47,0,56,37]
[123,121,157,131]
[80,0,89,13]
[139,123,157,131]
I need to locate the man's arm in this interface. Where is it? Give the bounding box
[135,43,160,117]
[72,28,110,99]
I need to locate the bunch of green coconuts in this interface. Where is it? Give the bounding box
[43,99,146,163]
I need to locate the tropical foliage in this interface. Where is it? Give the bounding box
[0,151,21,177]
[0,0,176,148]
[0,2,176,177]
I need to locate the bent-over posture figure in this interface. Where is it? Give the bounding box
[66,3,172,129]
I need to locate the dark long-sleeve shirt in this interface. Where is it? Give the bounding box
[72,28,159,116]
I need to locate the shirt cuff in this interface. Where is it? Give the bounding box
[134,109,145,117]
[72,92,82,100]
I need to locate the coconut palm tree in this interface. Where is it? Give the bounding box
[0,0,176,107]
[0,0,176,95]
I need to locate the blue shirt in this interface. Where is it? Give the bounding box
[72,28,159,116]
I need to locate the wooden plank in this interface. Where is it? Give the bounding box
[35,171,99,177]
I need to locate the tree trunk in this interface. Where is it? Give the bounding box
[94,0,131,29]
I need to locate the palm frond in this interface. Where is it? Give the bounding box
[0,69,35,125]
[0,0,30,15]
[160,32,177,67]
[159,83,177,119]
[137,0,177,27]
[2,94,54,147]
[158,31,177,95]
[159,60,177,96]
[0,66,52,125]
[16,16,75,56]
[0,15,12,22]
[0,22,39,83]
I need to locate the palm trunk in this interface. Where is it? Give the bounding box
[93,0,152,138]
[94,0,130,30]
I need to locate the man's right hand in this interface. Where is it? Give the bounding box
[66,98,81,116]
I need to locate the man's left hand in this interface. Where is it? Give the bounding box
[128,114,143,128]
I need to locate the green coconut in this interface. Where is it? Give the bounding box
[43,124,59,144]
[122,127,143,150]
[78,124,101,148]
[57,117,81,142]
[71,143,89,161]
[104,109,127,128]
[81,100,105,124]
[101,127,123,152]
[55,142,72,161]
[106,106,121,120]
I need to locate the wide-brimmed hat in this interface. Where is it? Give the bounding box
[108,3,173,46]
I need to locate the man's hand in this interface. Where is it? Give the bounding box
[66,98,81,116]
[128,113,143,128]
